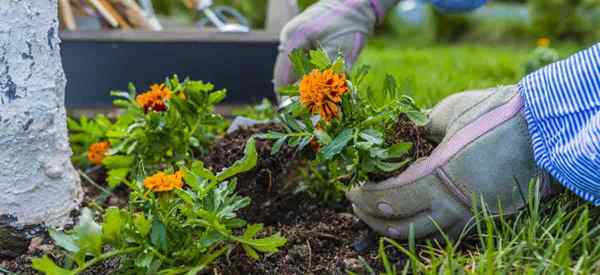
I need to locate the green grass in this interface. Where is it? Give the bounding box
[353,40,599,274]
[357,39,578,108]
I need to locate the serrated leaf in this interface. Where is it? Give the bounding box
[216,138,257,181]
[32,255,73,275]
[255,131,286,140]
[309,48,331,69]
[321,129,353,160]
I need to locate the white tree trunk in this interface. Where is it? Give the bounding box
[0,0,82,228]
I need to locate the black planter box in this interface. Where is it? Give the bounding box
[60,30,279,108]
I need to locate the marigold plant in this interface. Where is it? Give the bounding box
[299,69,348,121]
[261,48,429,195]
[33,138,287,274]
[87,141,110,165]
[143,170,184,192]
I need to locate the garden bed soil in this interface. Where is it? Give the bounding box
[1,116,435,274]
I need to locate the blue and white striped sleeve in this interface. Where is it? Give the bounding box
[518,43,600,206]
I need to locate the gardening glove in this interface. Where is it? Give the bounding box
[273,0,399,90]
[346,85,561,240]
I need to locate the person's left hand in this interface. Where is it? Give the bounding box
[273,0,400,90]
[346,86,560,240]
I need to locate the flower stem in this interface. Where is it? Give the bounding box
[72,247,142,274]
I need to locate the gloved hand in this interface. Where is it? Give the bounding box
[273,0,398,89]
[346,86,561,240]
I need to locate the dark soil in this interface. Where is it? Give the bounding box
[1,118,434,275]
[205,124,416,274]
[370,113,437,181]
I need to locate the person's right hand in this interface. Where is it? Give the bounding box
[273,0,398,90]
[346,86,561,240]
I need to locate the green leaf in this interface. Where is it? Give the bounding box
[271,136,287,155]
[186,245,229,275]
[309,48,331,69]
[321,129,353,160]
[134,214,152,237]
[385,142,413,159]
[106,168,129,188]
[289,49,311,77]
[330,55,345,73]
[236,224,287,259]
[102,155,134,169]
[405,110,429,126]
[216,137,258,181]
[373,159,409,172]
[359,129,384,145]
[135,253,153,268]
[72,208,103,263]
[255,131,286,140]
[190,161,216,182]
[351,65,370,86]
[32,255,73,275]
[49,229,78,252]
[276,85,300,96]
[150,220,168,252]
[209,90,227,104]
[314,129,332,145]
[102,207,124,246]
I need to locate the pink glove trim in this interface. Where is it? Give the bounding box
[350,33,366,63]
[368,0,385,24]
[363,94,524,191]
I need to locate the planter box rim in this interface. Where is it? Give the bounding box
[60,30,279,43]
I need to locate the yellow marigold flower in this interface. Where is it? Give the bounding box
[299,69,349,121]
[537,37,551,48]
[87,141,110,165]
[143,170,184,192]
[136,84,172,112]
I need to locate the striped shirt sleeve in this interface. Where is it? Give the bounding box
[518,43,600,206]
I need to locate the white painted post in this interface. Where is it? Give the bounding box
[0,0,83,228]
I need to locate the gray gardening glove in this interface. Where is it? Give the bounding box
[346,86,561,240]
[273,0,399,90]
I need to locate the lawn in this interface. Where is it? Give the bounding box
[357,38,578,107]
[351,40,600,274]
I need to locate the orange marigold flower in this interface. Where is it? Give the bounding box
[136,84,172,112]
[537,37,551,48]
[143,170,184,192]
[299,69,349,121]
[87,141,110,165]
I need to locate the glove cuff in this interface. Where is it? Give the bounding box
[368,0,399,24]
